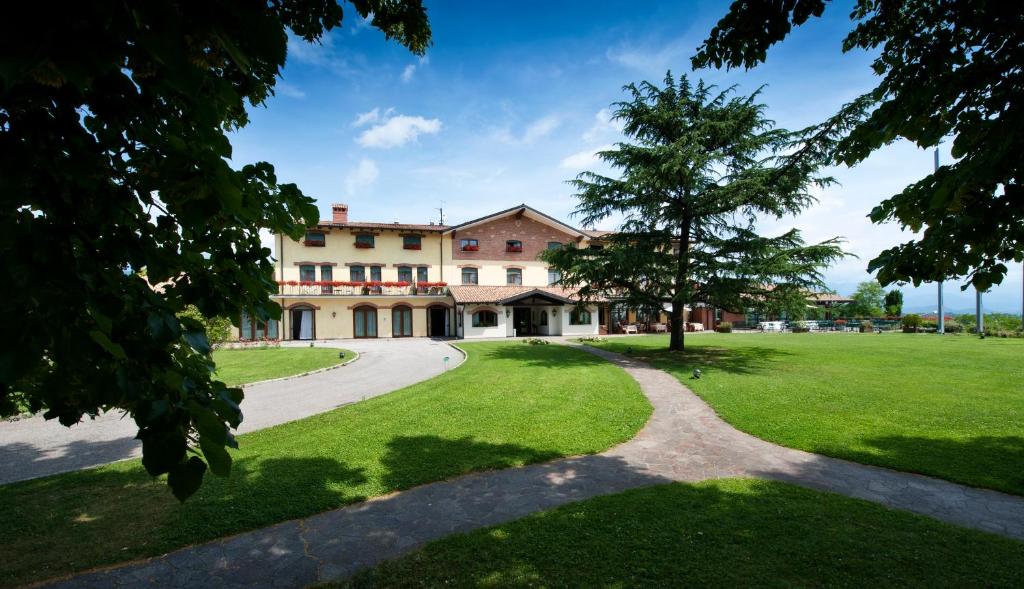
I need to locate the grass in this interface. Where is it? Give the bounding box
[334,479,1024,589]
[0,342,649,588]
[590,333,1024,495]
[212,346,353,386]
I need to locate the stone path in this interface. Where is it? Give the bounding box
[41,344,1024,589]
[0,338,461,484]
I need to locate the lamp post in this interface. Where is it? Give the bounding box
[935,148,945,334]
[976,287,984,337]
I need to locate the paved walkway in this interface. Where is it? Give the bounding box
[40,343,1024,589]
[0,339,461,484]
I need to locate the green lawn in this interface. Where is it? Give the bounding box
[335,479,1024,589]
[212,346,353,386]
[590,333,1024,495]
[0,342,649,588]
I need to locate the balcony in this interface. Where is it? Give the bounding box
[275,281,448,297]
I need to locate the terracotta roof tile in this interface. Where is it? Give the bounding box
[316,221,449,232]
[449,285,606,304]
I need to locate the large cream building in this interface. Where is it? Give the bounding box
[238,203,609,341]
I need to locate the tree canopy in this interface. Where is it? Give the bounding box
[543,73,846,350]
[693,0,1024,292]
[0,0,430,500]
[884,288,903,317]
[849,281,886,318]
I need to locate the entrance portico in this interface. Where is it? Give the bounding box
[449,285,602,339]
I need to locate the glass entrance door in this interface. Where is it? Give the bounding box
[354,306,378,338]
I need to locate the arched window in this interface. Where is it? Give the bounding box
[392,305,413,337]
[472,310,498,327]
[570,308,592,325]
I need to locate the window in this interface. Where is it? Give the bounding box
[547,241,562,250]
[355,234,375,248]
[570,308,592,325]
[397,266,413,283]
[370,266,382,282]
[239,310,279,341]
[392,306,413,337]
[299,264,316,282]
[540,311,548,327]
[547,269,561,285]
[588,244,604,251]
[417,266,428,282]
[472,310,498,327]
[320,266,333,293]
[304,231,325,247]
[350,265,365,282]
[403,235,422,250]
[506,240,523,253]
[506,268,522,285]
[461,267,478,285]
[460,238,479,251]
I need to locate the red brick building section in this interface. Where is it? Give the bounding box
[451,213,579,261]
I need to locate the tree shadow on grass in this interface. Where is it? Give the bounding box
[0,454,368,588]
[378,435,564,490]
[471,342,610,369]
[819,434,1024,497]
[344,480,1024,588]
[595,341,792,376]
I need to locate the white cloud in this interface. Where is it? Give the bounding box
[401,56,430,83]
[494,115,562,145]
[582,108,624,142]
[560,144,613,170]
[605,32,700,74]
[401,64,416,83]
[275,82,305,99]
[353,108,381,127]
[344,158,380,196]
[357,113,442,148]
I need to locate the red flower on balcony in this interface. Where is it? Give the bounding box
[462,245,479,251]
[303,240,325,247]
[403,244,422,250]
[416,281,448,288]
[506,245,523,253]
[354,241,374,249]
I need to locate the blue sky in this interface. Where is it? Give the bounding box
[231,0,1023,314]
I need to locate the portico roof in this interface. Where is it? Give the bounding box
[448,285,606,305]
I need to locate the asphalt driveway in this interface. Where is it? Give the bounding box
[0,338,462,485]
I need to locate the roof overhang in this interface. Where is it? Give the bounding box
[443,204,587,238]
[497,288,575,306]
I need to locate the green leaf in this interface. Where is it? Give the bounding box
[183,328,211,356]
[199,433,232,477]
[140,431,186,477]
[168,456,207,502]
[88,330,127,360]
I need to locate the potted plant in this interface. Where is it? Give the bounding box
[715,321,733,333]
[834,319,847,331]
[791,321,810,333]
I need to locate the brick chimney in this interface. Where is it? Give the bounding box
[332,203,349,224]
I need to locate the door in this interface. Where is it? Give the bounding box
[291,308,314,340]
[354,306,378,338]
[429,307,448,337]
[392,306,412,337]
[513,307,531,336]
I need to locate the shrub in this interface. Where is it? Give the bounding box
[715,321,733,333]
[943,319,964,333]
[524,338,550,345]
[902,314,923,328]
[177,305,233,349]
[859,320,874,333]
[791,321,810,333]
[578,336,607,343]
